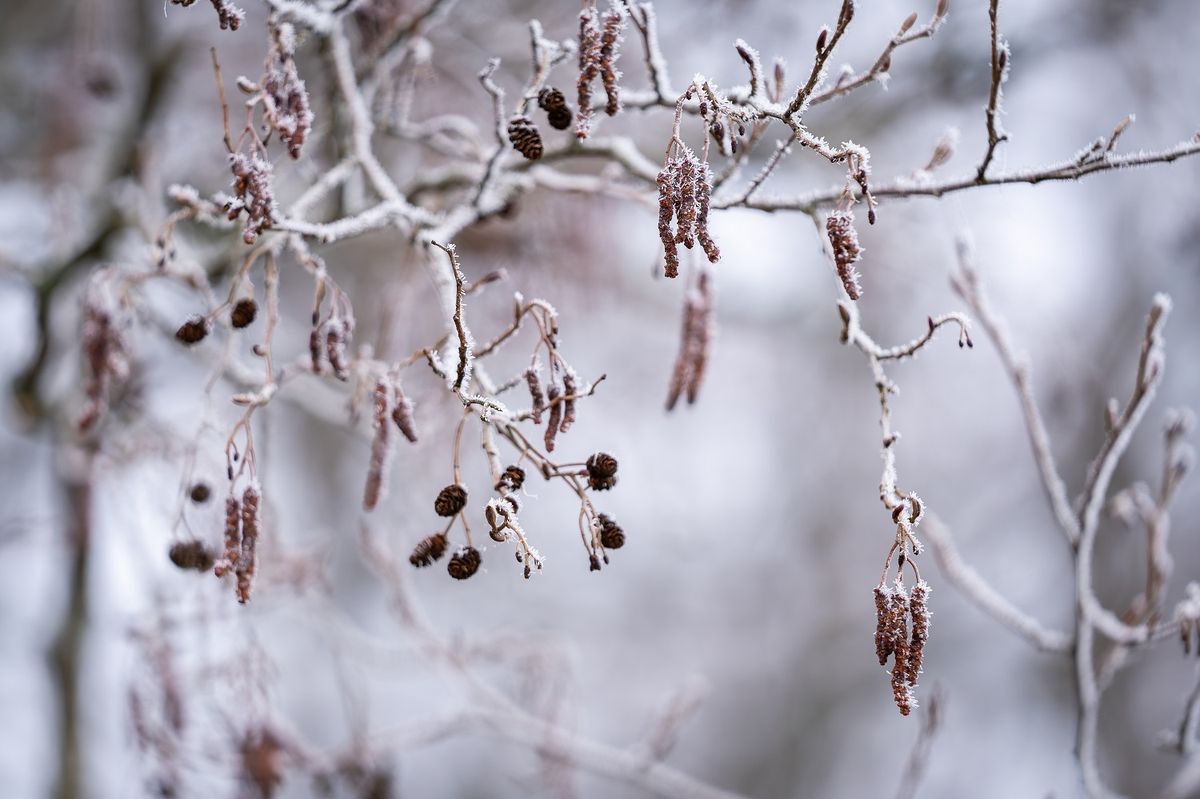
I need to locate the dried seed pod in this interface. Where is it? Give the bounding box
[325,318,351,381]
[169,540,215,572]
[694,163,720,263]
[685,273,713,405]
[409,533,448,567]
[447,546,482,580]
[507,114,544,160]
[598,8,624,116]
[874,584,893,666]
[826,210,864,300]
[236,484,261,604]
[496,465,526,492]
[544,385,563,452]
[189,482,211,503]
[308,327,323,374]
[525,366,546,424]
[597,513,625,550]
[227,152,277,243]
[434,483,468,517]
[390,381,418,443]
[906,580,931,686]
[575,6,602,138]
[560,371,578,434]
[586,452,619,491]
[215,495,242,577]
[886,581,912,715]
[363,379,393,511]
[673,155,697,248]
[538,87,573,130]
[589,553,601,571]
[230,298,258,329]
[175,316,211,345]
[656,165,680,278]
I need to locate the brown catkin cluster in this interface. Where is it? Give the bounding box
[78,301,130,432]
[665,272,714,410]
[363,379,393,511]
[826,210,863,300]
[434,484,468,517]
[262,24,313,159]
[447,546,482,580]
[507,114,544,160]
[235,484,261,604]
[561,370,578,434]
[657,149,720,278]
[390,380,418,443]
[575,7,602,139]
[586,452,619,491]
[907,581,931,686]
[215,495,242,577]
[598,8,623,116]
[886,582,912,715]
[525,366,546,424]
[409,533,448,567]
[874,578,931,716]
[538,87,573,130]
[230,298,258,329]
[169,540,215,572]
[228,152,277,245]
[544,385,563,452]
[874,585,891,666]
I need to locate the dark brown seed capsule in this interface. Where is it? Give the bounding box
[597,513,625,549]
[189,482,211,503]
[409,533,448,567]
[169,540,215,572]
[175,316,211,345]
[585,452,619,491]
[507,114,544,160]
[434,484,468,517]
[496,465,526,492]
[538,87,573,130]
[547,107,572,131]
[447,546,481,580]
[230,298,258,329]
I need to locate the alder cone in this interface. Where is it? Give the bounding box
[175,316,210,344]
[507,115,544,160]
[231,298,258,328]
[538,87,573,130]
[434,484,468,517]
[448,546,482,580]
[410,533,448,567]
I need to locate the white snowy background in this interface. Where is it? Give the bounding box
[1,0,1199,797]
